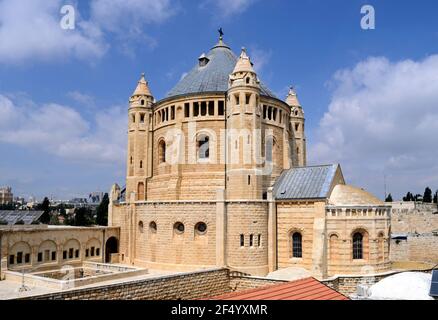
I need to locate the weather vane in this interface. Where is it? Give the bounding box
[218,27,224,39]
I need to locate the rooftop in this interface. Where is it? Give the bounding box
[208,277,349,300]
[0,210,43,225]
[328,184,385,207]
[273,164,340,200]
[164,38,277,100]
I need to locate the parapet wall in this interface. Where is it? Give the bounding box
[21,268,230,300]
[390,202,438,263]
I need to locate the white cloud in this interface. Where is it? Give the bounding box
[67,91,95,108]
[0,0,176,64]
[201,0,258,17]
[310,55,438,199]
[249,46,272,73]
[0,0,107,64]
[0,94,127,164]
[90,0,175,33]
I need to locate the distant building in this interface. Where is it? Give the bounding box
[0,187,13,205]
[88,192,105,205]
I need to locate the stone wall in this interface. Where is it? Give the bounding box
[390,202,438,263]
[229,272,286,292]
[390,235,438,263]
[22,268,230,300]
[322,269,434,296]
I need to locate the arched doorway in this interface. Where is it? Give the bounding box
[105,237,118,263]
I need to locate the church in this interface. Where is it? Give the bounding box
[109,34,391,278]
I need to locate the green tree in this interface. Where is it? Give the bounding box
[433,191,438,204]
[73,207,94,226]
[423,187,432,203]
[385,194,393,202]
[403,192,414,201]
[59,204,66,217]
[38,197,51,224]
[96,193,109,226]
[49,214,60,225]
[0,219,8,225]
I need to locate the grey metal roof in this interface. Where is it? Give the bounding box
[0,210,44,225]
[165,42,277,99]
[273,164,339,200]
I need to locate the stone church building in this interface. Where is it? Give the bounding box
[109,35,391,278]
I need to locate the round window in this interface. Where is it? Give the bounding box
[195,222,207,234]
[149,221,157,233]
[174,222,185,234]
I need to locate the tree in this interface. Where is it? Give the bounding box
[15,219,25,225]
[73,207,94,226]
[433,191,438,204]
[385,194,393,202]
[0,219,8,225]
[403,192,414,202]
[38,197,51,224]
[49,214,60,225]
[96,193,109,226]
[423,187,432,203]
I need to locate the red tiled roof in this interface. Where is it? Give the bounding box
[208,277,349,300]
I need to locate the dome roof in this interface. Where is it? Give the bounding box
[328,184,385,206]
[165,39,277,99]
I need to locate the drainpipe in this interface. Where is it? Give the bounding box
[102,228,105,264]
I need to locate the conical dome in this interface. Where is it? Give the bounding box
[286,87,301,107]
[165,38,276,99]
[132,73,152,97]
[232,47,255,74]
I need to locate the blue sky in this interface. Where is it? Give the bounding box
[1,0,438,200]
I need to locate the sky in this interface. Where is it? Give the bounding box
[1,0,438,201]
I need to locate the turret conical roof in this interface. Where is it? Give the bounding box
[232,47,255,74]
[132,73,152,97]
[286,87,301,107]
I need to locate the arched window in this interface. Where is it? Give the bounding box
[149,221,157,233]
[292,232,302,258]
[265,136,274,162]
[195,222,207,235]
[197,135,210,159]
[174,222,185,234]
[329,234,339,262]
[353,232,363,260]
[158,140,166,163]
[137,182,145,201]
[378,232,385,262]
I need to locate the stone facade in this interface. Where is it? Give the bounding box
[390,202,438,263]
[0,225,119,279]
[109,36,391,279]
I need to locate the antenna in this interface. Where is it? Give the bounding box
[384,173,387,200]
